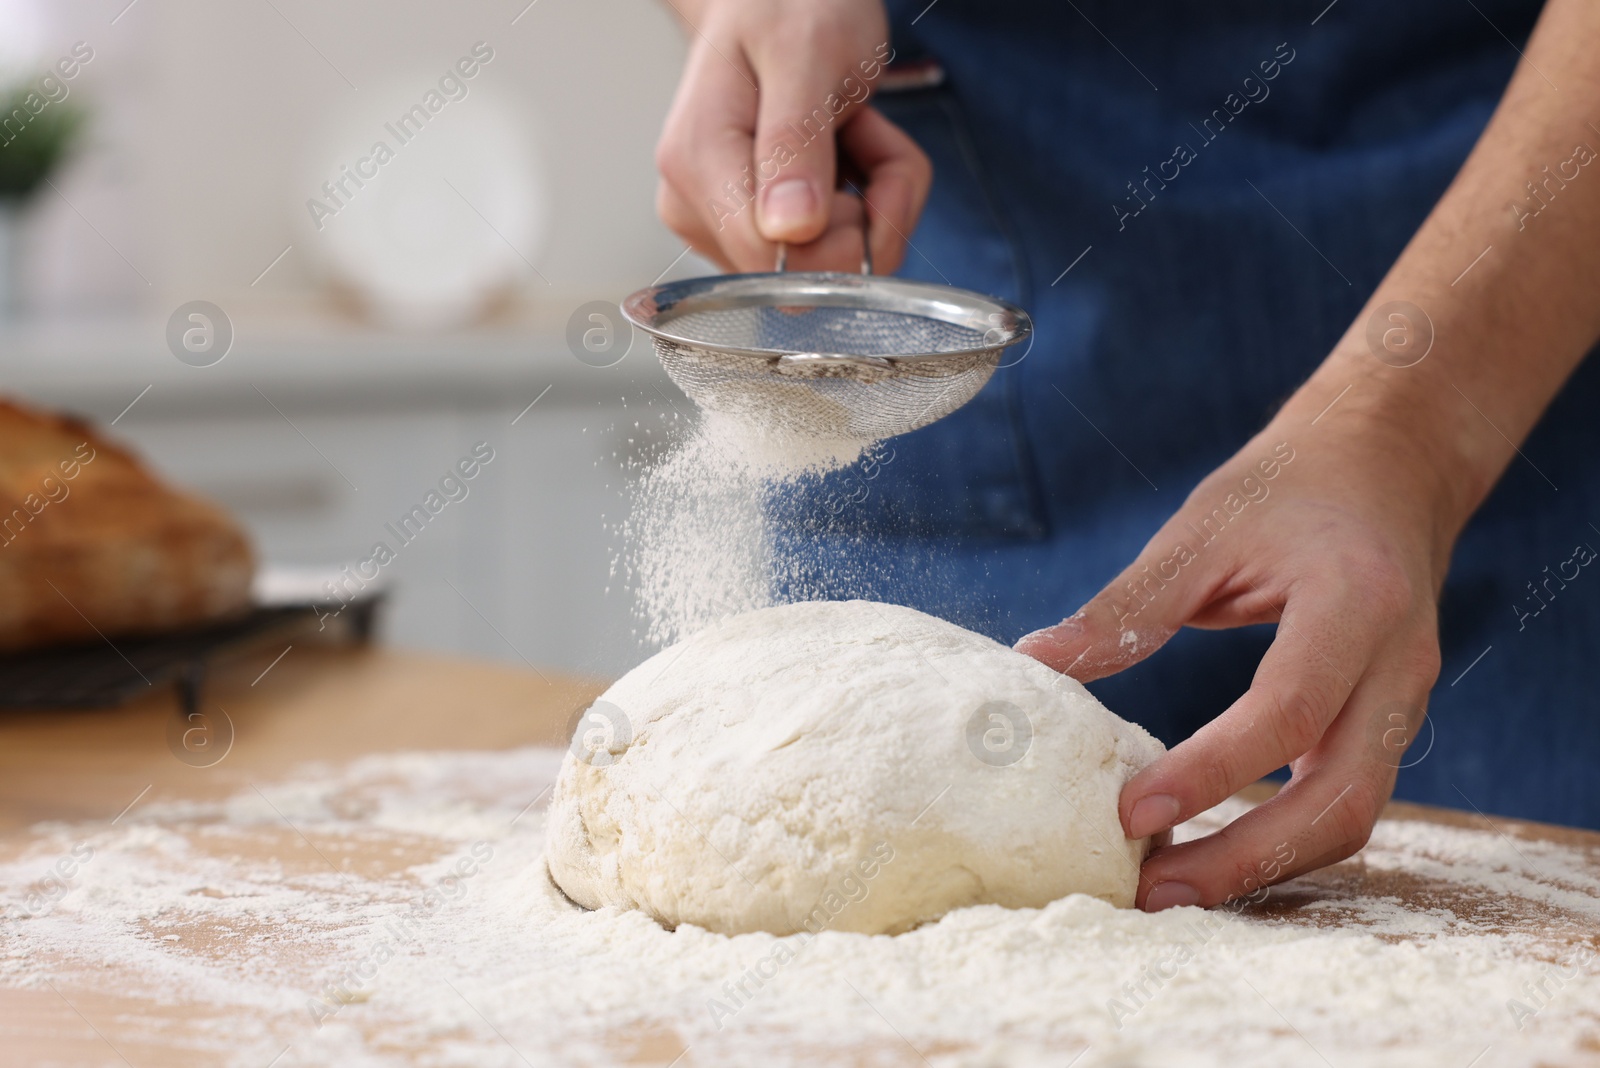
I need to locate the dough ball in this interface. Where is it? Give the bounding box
[544,600,1164,936]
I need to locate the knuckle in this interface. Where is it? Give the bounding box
[1196,754,1242,810]
[1323,779,1385,854]
[1324,829,1370,866]
[906,141,933,184]
[1403,637,1443,687]
[654,136,692,187]
[1228,855,1267,895]
[1210,828,1283,901]
[1267,684,1337,756]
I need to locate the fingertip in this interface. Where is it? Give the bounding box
[1013,614,1084,657]
[1141,881,1201,912]
[1126,792,1181,841]
[1017,615,1143,683]
[757,178,826,243]
[1012,631,1060,661]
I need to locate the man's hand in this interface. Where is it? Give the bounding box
[655,0,930,273]
[1020,0,1600,911]
[1017,415,1452,912]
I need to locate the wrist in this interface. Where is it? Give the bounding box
[1269,357,1485,563]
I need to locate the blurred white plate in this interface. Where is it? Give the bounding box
[300,85,546,331]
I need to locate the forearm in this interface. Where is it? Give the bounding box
[1278,0,1600,539]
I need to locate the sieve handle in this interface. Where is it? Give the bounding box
[773,240,873,275]
[772,187,874,275]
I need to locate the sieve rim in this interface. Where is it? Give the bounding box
[621,271,1032,363]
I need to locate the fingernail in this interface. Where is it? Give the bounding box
[1012,629,1053,654]
[760,179,817,233]
[1144,881,1200,912]
[1013,616,1082,653]
[1127,793,1181,839]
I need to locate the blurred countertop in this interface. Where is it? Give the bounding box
[0,296,669,419]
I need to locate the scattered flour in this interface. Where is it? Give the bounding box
[4,749,1599,1066]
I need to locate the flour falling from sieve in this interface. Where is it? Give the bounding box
[621,405,869,649]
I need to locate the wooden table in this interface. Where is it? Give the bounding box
[0,642,603,1067]
[1,643,1597,1066]
[0,643,601,835]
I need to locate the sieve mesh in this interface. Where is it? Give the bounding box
[623,271,1031,441]
[653,337,999,440]
[663,304,989,358]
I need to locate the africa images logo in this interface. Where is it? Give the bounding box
[1112,42,1296,231]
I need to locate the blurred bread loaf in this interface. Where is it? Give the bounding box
[0,397,255,652]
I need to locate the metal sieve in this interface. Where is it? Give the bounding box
[621,255,1032,442]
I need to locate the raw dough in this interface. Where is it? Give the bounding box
[544,600,1164,935]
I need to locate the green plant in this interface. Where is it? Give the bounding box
[0,84,84,201]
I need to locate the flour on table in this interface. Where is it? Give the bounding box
[3,749,1599,1067]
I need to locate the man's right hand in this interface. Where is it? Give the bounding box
[655,0,931,274]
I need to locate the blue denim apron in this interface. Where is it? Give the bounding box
[773,0,1600,828]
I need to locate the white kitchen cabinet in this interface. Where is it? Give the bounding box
[111,401,645,679]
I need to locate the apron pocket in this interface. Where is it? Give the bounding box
[774,81,1048,543]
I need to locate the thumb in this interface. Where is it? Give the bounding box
[752,60,845,245]
[1016,542,1221,682]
